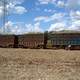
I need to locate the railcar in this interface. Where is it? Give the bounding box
[18,33,45,49]
[47,32,80,50]
[0,35,15,48]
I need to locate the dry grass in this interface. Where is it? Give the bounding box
[0,48,80,80]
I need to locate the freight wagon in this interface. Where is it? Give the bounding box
[47,32,80,50]
[0,35,15,48]
[18,33,45,48]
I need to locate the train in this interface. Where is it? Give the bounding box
[0,31,80,50]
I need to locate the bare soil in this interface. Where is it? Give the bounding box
[0,48,80,80]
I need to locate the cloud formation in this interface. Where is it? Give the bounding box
[0,0,27,17]
[0,6,4,17]
[0,0,80,34]
[38,0,56,4]
[48,22,66,31]
[0,21,43,34]
[38,0,80,10]
[70,10,80,20]
[34,16,48,22]
[14,6,27,14]
[57,1,65,7]
[66,0,80,10]
[25,22,43,33]
[34,13,65,22]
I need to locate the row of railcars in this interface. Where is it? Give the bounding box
[0,32,80,50]
[0,33,45,48]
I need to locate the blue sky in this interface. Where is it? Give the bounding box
[0,0,80,34]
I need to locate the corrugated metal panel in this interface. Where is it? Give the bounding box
[18,34,44,48]
[0,35,14,47]
[48,33,80,45]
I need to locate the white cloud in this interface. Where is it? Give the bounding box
[57,1,65,7]
[25,24,33,32]
[14,6,27,14]
[7,2,27,14]
[38,0,80,10]
[3,21,26,34]
[0,6,4,17]
[66,10,80,31]
[45,13,65,22]
[67,20,80,31]
[44,9,56,13]
[0,0,27,16]
[38,0,56,4]
[48,17,80,32]
[7,0,24,5]
[66,0,80,9]
[4,21,14,33]
[70,10,80,20]
[5,21,13,28]
[25,22,43,33]
[34,22,42,32]
[38,0,66,8]
[1,21,43,34]
[48,22,66,31]
[34,16,48,22]
[34,10,80,32]
[34,13,65,22]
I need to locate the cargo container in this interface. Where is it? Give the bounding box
[0,35,15,48]
[48,32,80,50]
[18,33,44,48]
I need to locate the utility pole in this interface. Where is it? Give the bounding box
[0,0,7,33]
[3,0,6,33]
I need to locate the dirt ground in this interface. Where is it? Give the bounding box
[0,48,80,80]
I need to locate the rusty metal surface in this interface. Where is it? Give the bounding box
[0,35,15,47]
[18,34,44,48]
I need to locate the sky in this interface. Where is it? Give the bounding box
[0,0,80,34]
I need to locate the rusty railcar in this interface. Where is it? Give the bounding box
[18,33,44,48]
[47,32,80,50]
[0,35,15,48]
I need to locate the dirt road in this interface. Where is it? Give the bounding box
[0,48,80,80]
